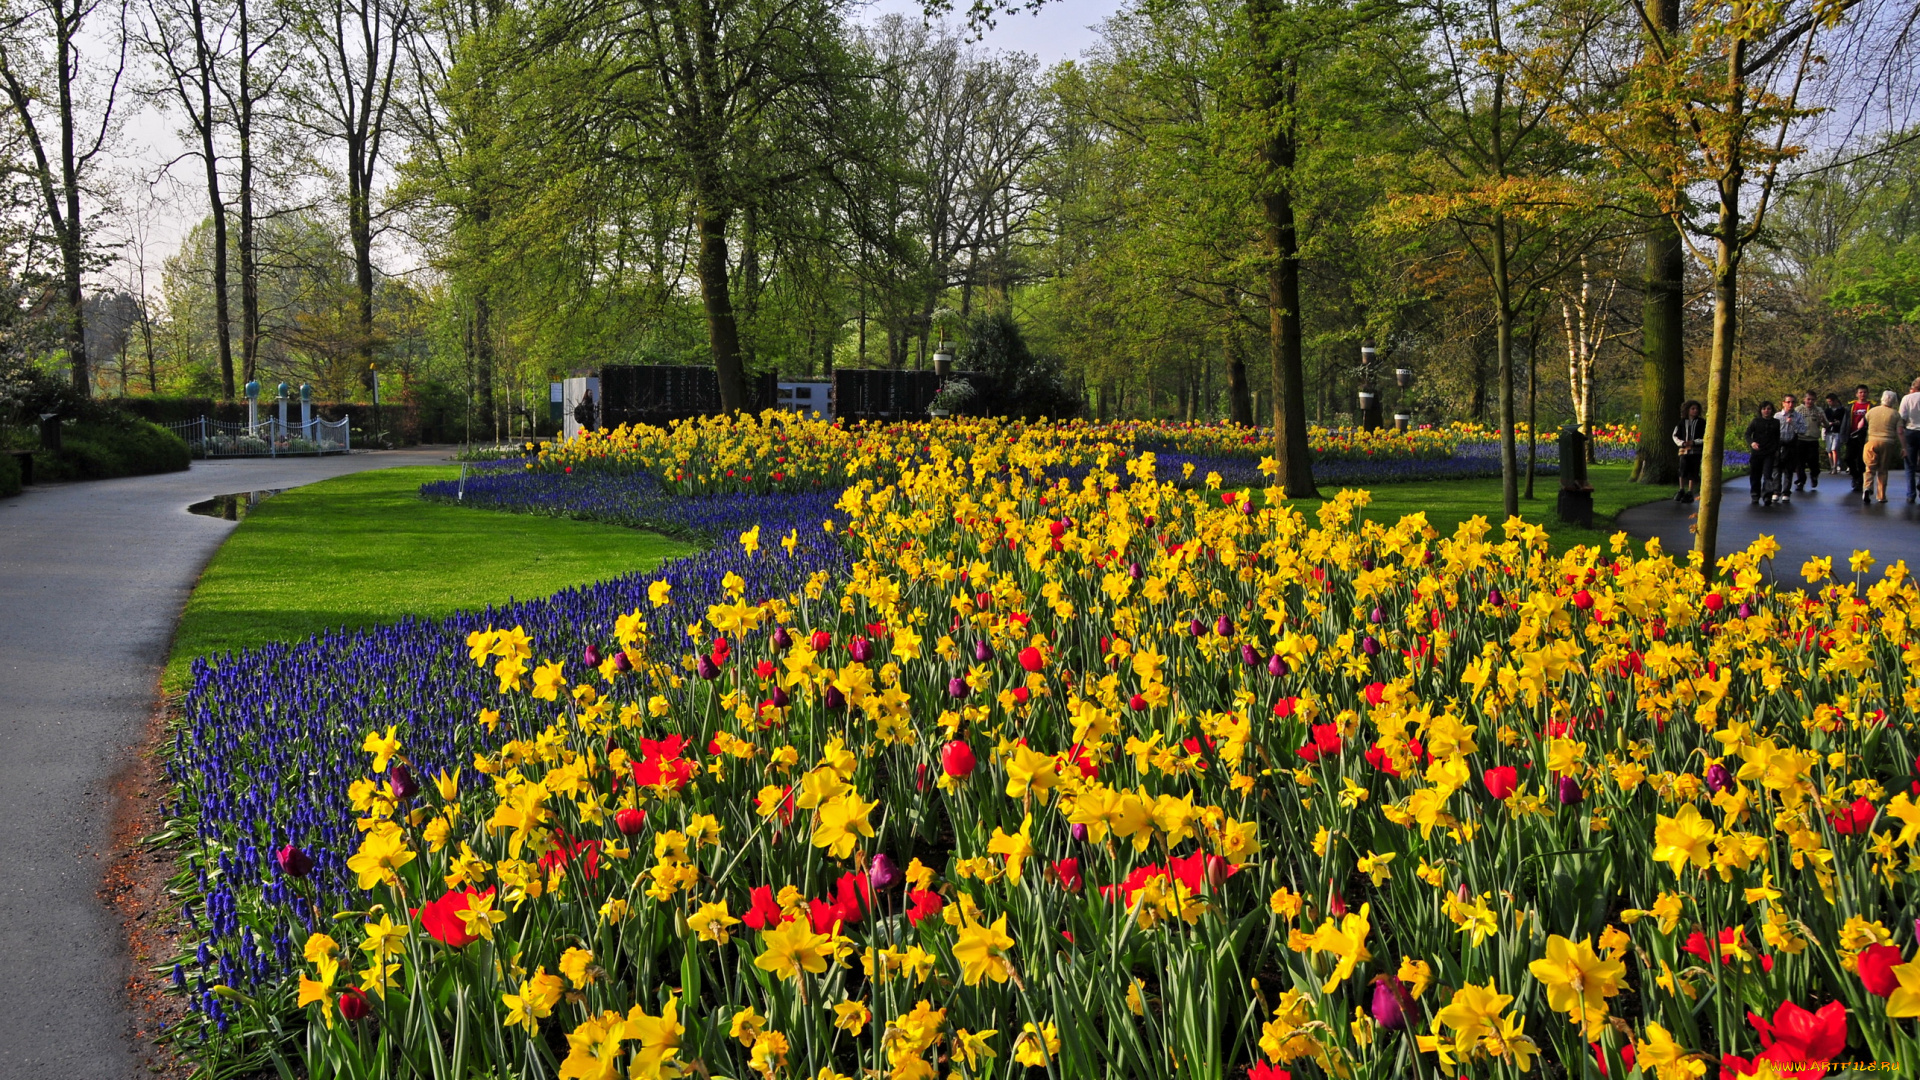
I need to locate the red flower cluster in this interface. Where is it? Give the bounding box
[1100,852,1238,904]
[537,832,601,881]
[1724,1001,1845,1079]
[415,886,497,948]
[632,735,695,792]
[1828,796,1878,835]
[1682,927,1772,972]
[1294,724,1343,763]
[807,872,871,933]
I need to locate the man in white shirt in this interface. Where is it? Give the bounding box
[1901,377,1920,502]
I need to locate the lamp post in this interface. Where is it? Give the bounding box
[1394,366,1414,432]
[1356,344,1383,431]
[245,379,260,436]
[276,381,289,443]
[300,384,313,443]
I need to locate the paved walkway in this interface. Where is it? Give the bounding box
[1617,472,1920,575]
[0,449,453,1080]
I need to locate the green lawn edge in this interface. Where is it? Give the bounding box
[1286,462,1691,555]
[162,465,696,695]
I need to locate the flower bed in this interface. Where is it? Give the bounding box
[164,417,1920,1080]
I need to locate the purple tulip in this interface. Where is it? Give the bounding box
[1360,557,1375,571]
[1369,606,1384,624]
[697,656,720,680]
[770,685,791,708]
[1189,618,1207,638]
[1268,655,1289,677]
[1370,977,1410,1030]
[824,685,846,710]
[1704,762,1731,794]
[1488,587,1505,607]
[1240,643,1260,666]
[1737,602,1753,619]
[612,650,632,674]
[275,844,313,879]
[583,643,601,667]
[948,676,970,699]
[1070,823,1089,842]
[973,638,992,663]
[848,638,873,663]
[388,763,419,801]
[1557,775,1584,805]
[1214,615,1234,637]
[1127,561,1143,580]
[1361,636,1381,657]
[772,626,792,651]
[869,853,901,891]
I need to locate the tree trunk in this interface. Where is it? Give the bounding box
[1493,214,1519,519]
[1694,52,1745,575]
[237,0,260,390]
[1637,0,1686,485]
[347,137,376,376]
[1226,329,1253,425]
[696,199,747,412]
[1525,323,1538,500]
[1263,124,1317,499]
[57,8,87,396]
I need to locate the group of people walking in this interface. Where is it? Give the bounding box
[1671,381,1920,507]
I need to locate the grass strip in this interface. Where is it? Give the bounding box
[164,465,694,693]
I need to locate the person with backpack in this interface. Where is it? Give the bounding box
[1774,393,1805,503]
[1671,400,1705,504]
[1746,400,1782,506]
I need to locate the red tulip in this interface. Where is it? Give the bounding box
[1572,589,1594,609]
[743,885,789,930]
[809,629,831,651]
[1128,693,1149,711]
[615,807,647,835]
[906,889,945,926]
[940,740,977,778]
[1311,724,1342,755]
[416,887,498,948]
[1859,943,1904,997]
[1054,858,1083,893]
[1747,999,1846,1076]
[1272,696,1297,719]
[1483,766,1519,800]
[338,987,371,1021]
[1248,1062,1291,1080]
[1018,646,1044,672]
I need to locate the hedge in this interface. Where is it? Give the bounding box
[34,417,191,482]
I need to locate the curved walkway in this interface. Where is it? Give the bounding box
[0,449,453,1079]
[1617,474,1920,575]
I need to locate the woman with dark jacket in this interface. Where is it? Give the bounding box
[1671,400,1705,503]
[1746,401,1782,505]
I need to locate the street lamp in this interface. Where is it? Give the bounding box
[1356,343,1383,431]
[1394,366,1414,431]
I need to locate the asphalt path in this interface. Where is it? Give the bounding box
[0,448,452,1080]
[1616,469,1920,575]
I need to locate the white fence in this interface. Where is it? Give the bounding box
[167,415,351,458]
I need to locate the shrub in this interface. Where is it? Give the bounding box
[0,449,18,497]
[957,310,1081,420]
[35,416,190,481]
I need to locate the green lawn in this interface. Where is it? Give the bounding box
[165,466,695,693]
[1289,463,1681,553]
